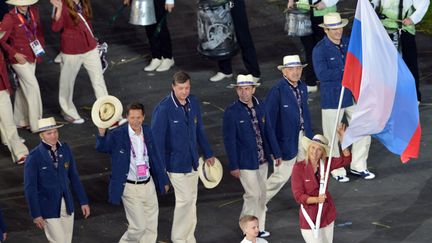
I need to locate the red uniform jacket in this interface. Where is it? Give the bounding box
[0,6,45,64]
[291,154,352,229]
[0,49,11,93]
[51,0,97,55]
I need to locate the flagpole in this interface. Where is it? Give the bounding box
[314,86,346,238]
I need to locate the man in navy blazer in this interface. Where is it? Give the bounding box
[24,117,90,243]
[151,71,215,243]
[96,102,169,243]
[265,55,313,205]
[0,208,6,242]
[223,74,281,237]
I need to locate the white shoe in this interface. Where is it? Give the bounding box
[63,114,85,124]
[156,58,175,72]
[54,53,62,64]
[144,58,162,72]
[209,72,233,82]
[307,85,318,93]
[252,76,260,83]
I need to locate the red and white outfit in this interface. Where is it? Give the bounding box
[51,0,108,121]
[0,45,28,162]
[1,6,44,133]
[291,154,351,243]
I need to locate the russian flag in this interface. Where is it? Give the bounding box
[341,0,421,163]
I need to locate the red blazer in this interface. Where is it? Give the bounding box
[0,6,45,64]
[0,49,11,93]
[291,154,352,229]
[51,0,97,55]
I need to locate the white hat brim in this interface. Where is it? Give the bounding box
[36,124,64,133]
[301,136,330,156]
[198,157,223,189]
[278,63,308,71]
[318,19,349,29]
[91,95,123,129]
[6,0,38,6]
[229,83,261,88]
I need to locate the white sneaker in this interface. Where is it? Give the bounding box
[63,114,85,124]
[54,53,62,64]
[333,175,350,183]
[144,58,162,72]
[156,58,175,72]
[209,72,233,82]
[307,85,318,93]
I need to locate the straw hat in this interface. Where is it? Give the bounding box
[301,134,330,155]
[6,0,39,6]
[198,157,223,189]
[277,55,307,70]
[318,12,349,29]
[91,95,123,129]
[36,117,63,133]
[229,74,260,88]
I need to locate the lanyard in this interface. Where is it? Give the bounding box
[15,7,37,42]
[300,159,325,231]
[130,133,147,159]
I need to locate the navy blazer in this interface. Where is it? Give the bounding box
[151,93,213,173]
[265,79,313,160]
[0,208,6,242]
[312,35,353,109]
[223,97,282,170]
[24,142,89,219]
[96,124,169,205]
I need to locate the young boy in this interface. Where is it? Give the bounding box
[239,215,268,243]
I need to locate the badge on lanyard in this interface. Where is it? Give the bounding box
[136,156,149,180]
[16,8,45,57]
[30,39,45,57]
[64,162,69,169]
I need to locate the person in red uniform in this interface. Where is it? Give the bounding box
[50,0,108,124]
[1,0,44,133]
[0,30,29,164]
[291,124,351,243]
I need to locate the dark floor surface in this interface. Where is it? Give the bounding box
[1,0,432,242]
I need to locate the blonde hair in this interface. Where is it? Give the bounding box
[239,215,258,232]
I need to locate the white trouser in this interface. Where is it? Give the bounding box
[301,222,334,243]
[239,163,268,231]
[0,90,28,161]
[169,171,199,243]
[266,131,305,203]
[59,48,108,119]
[44,198,74,243]
[321,105,371,177]
[120,178,159,243]
[11,62,43,132]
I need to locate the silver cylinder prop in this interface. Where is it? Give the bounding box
[129,0,156,26]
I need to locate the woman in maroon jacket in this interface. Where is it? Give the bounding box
[1,0,44,133]
[291,125,351,243]
[50,0,108,124]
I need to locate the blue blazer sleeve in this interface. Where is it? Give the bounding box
[223,108,239,171]
[24,154,42,219]
[65,144,89,206]
[263,104,282,159]
[265,87,280,142]
[194,99,213,159]
[151,104,168,168]
[0,208,6,234]
[312,43,342,82]
[95,130,112,154]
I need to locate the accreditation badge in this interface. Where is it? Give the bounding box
[136,156,150,180]
[64,162,70,169]
[29,39,45,57]
[194,116,198,124]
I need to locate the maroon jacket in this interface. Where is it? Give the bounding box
[291,154,352,229]
[51,0,97,55]
[0,49,11,93]
[0,6,45,64]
